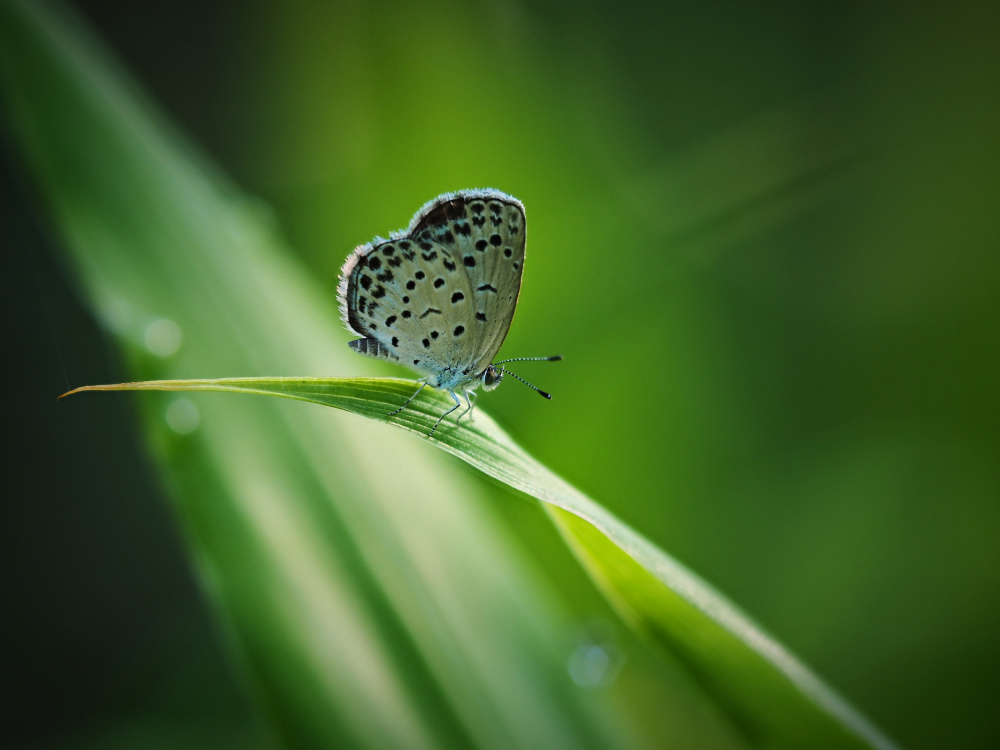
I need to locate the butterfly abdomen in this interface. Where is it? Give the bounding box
[348,337,398,362]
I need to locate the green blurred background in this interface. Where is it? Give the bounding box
[3,0,998,748]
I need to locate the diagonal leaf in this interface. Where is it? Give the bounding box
[65,376,900,750]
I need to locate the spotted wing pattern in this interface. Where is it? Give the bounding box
[337,189,527,388]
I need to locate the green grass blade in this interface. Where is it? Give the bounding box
[65,376,900,750]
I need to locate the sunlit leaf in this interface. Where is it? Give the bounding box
[64,376,899,750]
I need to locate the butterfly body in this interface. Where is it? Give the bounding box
[338,189,555,434]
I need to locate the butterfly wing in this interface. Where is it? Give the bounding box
[337,236,473,383]
[338,189,526,387]
[409,190,526,375]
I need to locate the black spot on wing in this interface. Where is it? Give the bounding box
[451,291,464,303]
[477,284,498,293]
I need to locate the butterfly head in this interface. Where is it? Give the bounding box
[481,364,504,391]
[483,356,562,398]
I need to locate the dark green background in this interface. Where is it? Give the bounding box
[4,1,998,748]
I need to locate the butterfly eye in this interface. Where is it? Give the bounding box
[481,365,503,391]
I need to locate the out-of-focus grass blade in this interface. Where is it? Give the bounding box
[0,1,631,748]
[64,376,900,750]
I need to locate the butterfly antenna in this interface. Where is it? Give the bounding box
[500,368,553,399]
[495,355,562,364]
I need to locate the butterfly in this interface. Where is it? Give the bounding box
[337,189,559,435]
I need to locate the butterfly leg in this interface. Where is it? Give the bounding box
[429,390,462,437]
[388,379,428,417]
[455,391,472,422]
[457,391,477,423]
